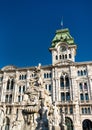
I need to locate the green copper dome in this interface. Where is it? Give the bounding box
[51,28,75,47]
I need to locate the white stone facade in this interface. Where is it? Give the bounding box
[0,28,92,130]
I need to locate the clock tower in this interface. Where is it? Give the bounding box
[49,28,77,65]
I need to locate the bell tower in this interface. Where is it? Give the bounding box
[49,28,77,65]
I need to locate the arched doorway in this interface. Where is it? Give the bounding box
[82,119,92,130]
[65,117,73,130]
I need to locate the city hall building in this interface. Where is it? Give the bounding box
[0,28,92,130]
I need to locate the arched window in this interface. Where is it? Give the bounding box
[88,107,91,114]
[49,84,51,92]
[65,76,69,88]
[82,108,84,114]
[65,54,67,59]
[16,109,18,120]
[81,70,83,76]
[19,86,21,93]
[85,108,87,114]
[84,70,87,75]
[18,95,21,102]
[80,93,84,101]
[49,73,52,78]
[24,74,27,79]
[7,79,10,90]
[47,73,49,78]
[79,83,82,90]
[65,107,68,114]
[44,73,46,78]
[66,92,70,101]
[70,106,73,114]
[9,94,12,103]
[60,76,64,88]
[61,92,65,101]
[11,79,14,90]
[69,54,71,58]
[77,70,80,76]
[19,75,21,80]
[56,55,58,60]
[62,55,64,59]
[59,55,62,59]
[22,75,24,80]
[84,82,87,89]
[23,86,25,92]
[5,95,8,103]
[85,93,89,101]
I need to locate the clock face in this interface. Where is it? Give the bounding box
[60,46,67,52]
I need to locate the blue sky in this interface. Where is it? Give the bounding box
[0,0,92,68]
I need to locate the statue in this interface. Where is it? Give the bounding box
[52,102,60,126]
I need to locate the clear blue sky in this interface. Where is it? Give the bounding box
[0,0,92,68]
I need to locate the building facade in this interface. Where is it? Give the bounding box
[0,28,92,130]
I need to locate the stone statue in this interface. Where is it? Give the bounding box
[52,102,60,126]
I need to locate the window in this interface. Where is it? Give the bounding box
[18,96,21,102]
[62,55,64,59]
[45,84,47,90]
[70,106,73,114]
[19,86,21,93]
[61,93,65,101]
[5,95,8,103]
[59,55,62,59]
[85,108,87,114]
[23,86,25,92]
[0,76,3,82]
[19,75,21,80]
[88,108,91,114]
[78,69,87,76]
[84,82,87,89]
[19,74,27,80]
[84,70,87,75]
[85,93,89,101]
[44,73,46,78]
[82,107,91,114]
[82,108,84,114]
[60,76,64,88]
[81,70,83,76]
[65,76,69,88]
[80,93,84,101]
[49,73,52,78]
[77,70,81,76]
[65,107,68,114]
[56,55,58,60]
[7,79,10,90]
[49,84,51,92]
[69,54,71,58]
[66,92,70,101]
[47,73,49,78]
[79,83,82,90]
[65,54,67,59]
[11,79,14,90]
[9,94,12,103]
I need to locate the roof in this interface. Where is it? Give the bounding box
[51,28,75,48]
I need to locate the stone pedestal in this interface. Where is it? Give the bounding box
[52,125,60,130]
[61,125,67,130]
